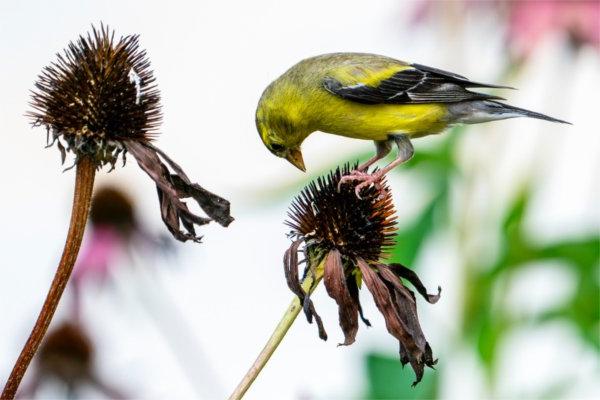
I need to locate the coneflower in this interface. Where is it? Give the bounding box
[229,165,440,399]
[18,322,125,399]
[2,24,232,399]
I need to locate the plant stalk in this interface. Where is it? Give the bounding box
[1,156,96,399]
[228,263,324,400]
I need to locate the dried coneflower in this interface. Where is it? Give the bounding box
[18,322,124,399]
[229,165,440,399]
[2,24,233,399]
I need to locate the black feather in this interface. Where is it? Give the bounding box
[323,63,513,105]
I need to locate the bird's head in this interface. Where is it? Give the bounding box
[255,83,310,172]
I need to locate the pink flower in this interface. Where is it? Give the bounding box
[508,0,600,58]
[72,226,123,287]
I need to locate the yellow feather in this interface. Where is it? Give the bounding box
[329,63,412,87]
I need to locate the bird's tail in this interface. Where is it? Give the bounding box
[450,100,571,124]
[488,101,571,124]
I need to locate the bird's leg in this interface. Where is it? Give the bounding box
[342,134,414,198]
[338,140,392,192]
[357,140,393,171]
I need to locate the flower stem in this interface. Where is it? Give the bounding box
[1,156,96,400]
[228,263,324,400]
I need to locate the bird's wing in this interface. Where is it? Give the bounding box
[323,62,512,104]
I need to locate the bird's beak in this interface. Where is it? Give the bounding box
[285,148,306,172]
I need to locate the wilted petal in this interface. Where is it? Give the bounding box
[283,240,327,340]
[149,143,233,227]
[379,265,437,385]
[388,263,441,303]
[324,249,359,346]
[347,274,371,327]
[356,259,414,347]
[125,140,233,243]
[357,259,432,386]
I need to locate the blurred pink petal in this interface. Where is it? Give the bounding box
[508,0,600,57]
[72,226,123,286]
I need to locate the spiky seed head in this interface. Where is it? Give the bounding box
[286,164,397,263]
[28,24,161,167]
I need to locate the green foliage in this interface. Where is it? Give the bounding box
[364,353,438,400]
[464,187,600,378]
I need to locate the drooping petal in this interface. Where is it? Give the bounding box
[125,140,233,243]
[284,240,327,340]
[388,263,441,303]
[347,274,371,327]
[378,265,437,385]
[148,142,233,227]
[357,259,431,386]
[323,249,359,346]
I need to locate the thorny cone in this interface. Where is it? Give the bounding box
[28,23,233,242]
[285,165,441,385]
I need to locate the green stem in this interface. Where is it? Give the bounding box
[1,156,96,399]
[228,263,324,400]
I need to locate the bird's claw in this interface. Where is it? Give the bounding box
[338,170,385,199]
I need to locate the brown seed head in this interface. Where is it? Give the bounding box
[286,164,397,263]
[28,24,161,167]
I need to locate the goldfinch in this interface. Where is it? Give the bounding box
[255,53,569,194]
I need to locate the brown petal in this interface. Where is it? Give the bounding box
[347,274,371,327]
[356,259,431,386]
[149,143,233,227]
[388,263,441,303]
[125,140,233,242]
[356,259,413,344]
[283,240,327,340]
[379,265,437,385]
[323,249,359,346]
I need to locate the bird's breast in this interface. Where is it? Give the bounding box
[309,96,450,141]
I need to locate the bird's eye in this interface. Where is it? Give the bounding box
[271,143,285,153]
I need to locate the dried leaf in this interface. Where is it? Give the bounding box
[324,249,359,346]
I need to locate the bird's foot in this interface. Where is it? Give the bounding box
[338,170,385,199]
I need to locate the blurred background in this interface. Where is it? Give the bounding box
[0,0,598,399]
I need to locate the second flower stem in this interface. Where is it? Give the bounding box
[1,156,96,400]
[228,263,324,400]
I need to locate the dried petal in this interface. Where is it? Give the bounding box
[324,249,359,346]
[347,274,371,327]
[148,143,233,227]
[283,240,327,340]
[357,259,431,385]
[125,140,232,242]
[388,263,441,303]
[378,265,437,385]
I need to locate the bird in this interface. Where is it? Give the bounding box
[255,53,570,196]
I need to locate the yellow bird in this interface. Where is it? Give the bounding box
[256,53,569,194]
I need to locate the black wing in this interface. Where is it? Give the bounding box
[323,63,512,105]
